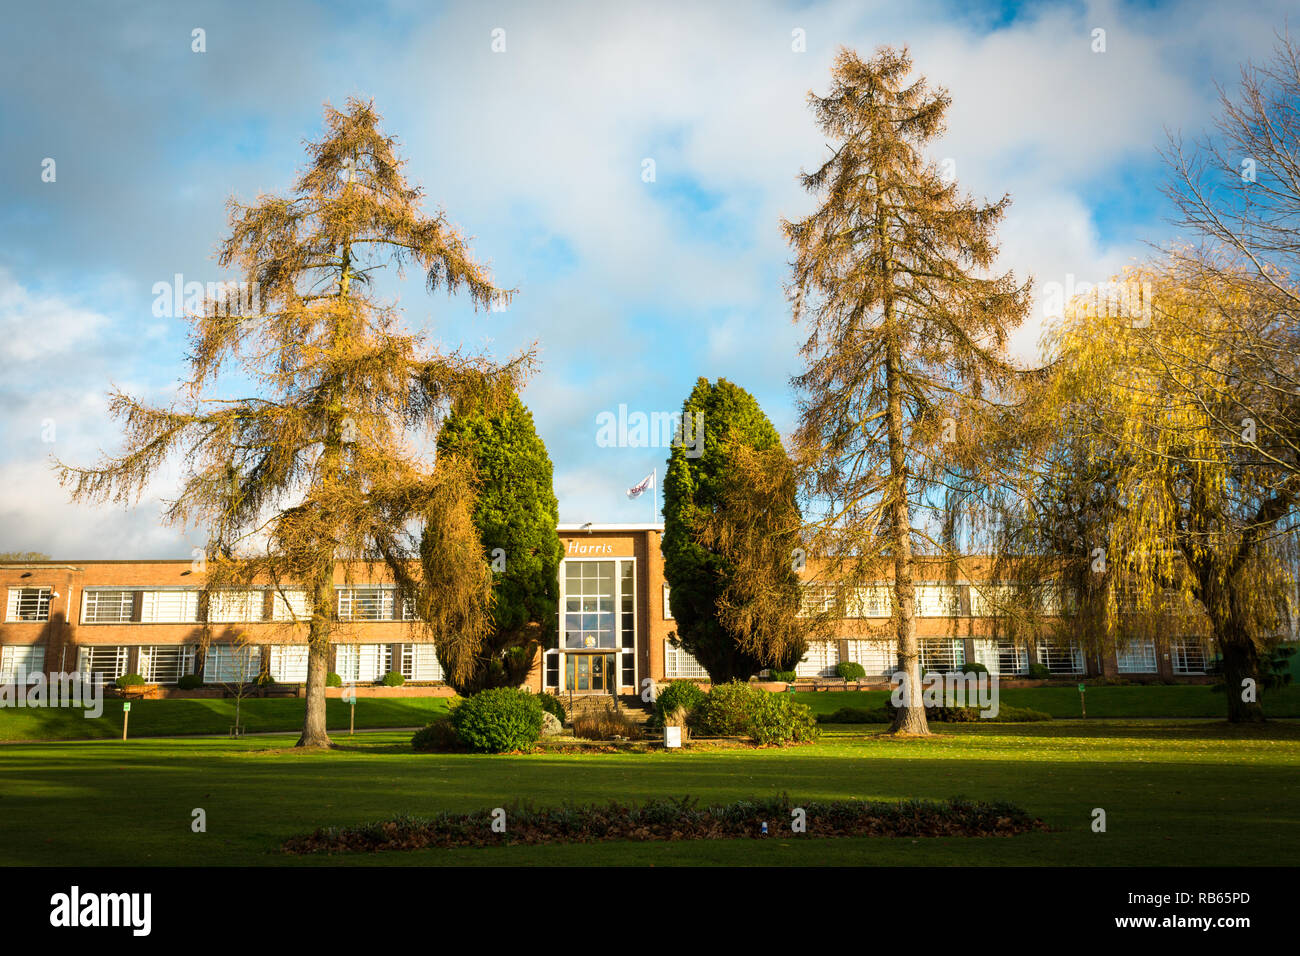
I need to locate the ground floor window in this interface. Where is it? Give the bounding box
[664,642,707,679]
[399,643,443,682]
[1116,638,1158,673]
[919,638,965,673]
[334,643,388,683]
[269,645,309,682]
[1037,640,1084,675]
[1172,637,1210,675]
[845,639,897,678]
[796,641,838,678]
[139,645,195,684]
[974,639,1028,677]
[203,645,262,684]
[77,646,129,681]
[0,644,46,682]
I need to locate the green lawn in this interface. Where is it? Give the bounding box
[0,696,452,741]
[793,683,1300,718]
[2,684,1296,742]
[1,719,1296,866]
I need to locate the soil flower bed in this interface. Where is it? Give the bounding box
[282,795,1046,853]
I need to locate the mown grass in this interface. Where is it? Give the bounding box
[792,683,1300,718]
[0,719,1295,866]
[2,684,1295,741]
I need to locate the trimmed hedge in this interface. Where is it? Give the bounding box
[326,672,343,687]
[651,680,708,728]
[818,702,1053,724]
[836,661,867,681]
[381,671,406,687]
[449,687,544,753]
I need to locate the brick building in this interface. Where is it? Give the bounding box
[0,523,1215,693]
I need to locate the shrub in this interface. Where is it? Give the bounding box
[535,691,567,725]
[381,671,406,687]
[836,661,866,681]
[689,680,766,737]
[176,674,203,690]
[961,661,989,676]
[770,669,797,682]
[749,693,820,745]
[115,673,145,689]
[411,715,463,753]
[450,687,544,753]
[651,680,708,728]
[818,702,1051,723]
[572,701,642,740]
[326,672,343,687]
[1026,662,1051,680]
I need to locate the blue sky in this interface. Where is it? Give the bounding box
[0,0,1292,557]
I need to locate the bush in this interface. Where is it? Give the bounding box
[817,702,1051,723]
[326,672,343,687]
[450,687,544,753]
[836,661,867,681]
[651,680,708,728]
[411,715,463,753]
[1026,662,1051,680]
[961,661,989,676]
[535,691,567,725]
[770,669,797,682]
[176,674,203,690]
[749,693,820,745]
[381,671,406,687]
[689,680,767,737]
[115,673,145,689]
[572,701,642,740]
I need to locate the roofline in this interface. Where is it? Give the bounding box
[557,523,664,532]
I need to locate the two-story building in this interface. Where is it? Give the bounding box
[0,523,1216,693]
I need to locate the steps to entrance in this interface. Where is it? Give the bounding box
[560,693,653,727]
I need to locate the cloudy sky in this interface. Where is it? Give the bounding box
[0,0,1291,557]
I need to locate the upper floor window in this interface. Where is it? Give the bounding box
[139,589,200,623]
[207,590,265,623]
[336,587,417,622]
[81,590,135,624]
[6,587,51,622]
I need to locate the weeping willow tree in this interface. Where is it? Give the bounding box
[56,99,531,747]
[1028,259,1300,721]
[785,46,1031,735]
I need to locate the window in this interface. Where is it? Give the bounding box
[1037,640,1084,675]
[664,642,707,679]
[0,645,46,682]
[82,590,135,624]
[269,645,309,682]
[139,645,195,683]
[208,590,264,623]
[662,584,673,619]
[563,561,617,649]
[848,586,891,618]
[6,587,51,622]
[796,641,839,678]
[973,639,1028,677]
[919,638,965,672]
[915,585,962,618]
[1172,638,1209,675]
[334,644,387,682]
[845,639,897,678]
[399,643,443,682]
[799,583,837,617]
[337,587,415,622]
[139,590,199,623]
[1116,638,1158,673]
[77,646,130,681]
[545,651,559,688]
[271,589,311,622]
[203,645,262,683]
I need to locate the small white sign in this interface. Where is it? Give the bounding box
[664,726,682,748]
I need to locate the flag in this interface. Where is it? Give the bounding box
[626,472,654,499]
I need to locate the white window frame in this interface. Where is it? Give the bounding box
[271,589,311,623]
[1172,637,1210,675]
[1037,640,1085,675]
[6,587,52,622]
[81,589,136,624]
[268,644,310,682]
[207,590,264,623]
[0,645,46,682]
[203,644,262,684]
[1116,638,1158,674]
[662,583,673,620]
[796,640,839,678]
[919,638,965,673]
[334,643,388,682]
[915,584,962,618]
[664,642,707,679]
[139,589,200,624]
[77,645,130,681]
[399,643,443,682]
[139,645,196,683]
[845,639,897,678]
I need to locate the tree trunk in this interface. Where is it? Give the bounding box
[1218,636,1266,723]
[885,334,929,736]
[297,565,335,748]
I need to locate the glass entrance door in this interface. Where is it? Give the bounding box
[564,652,616,693]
